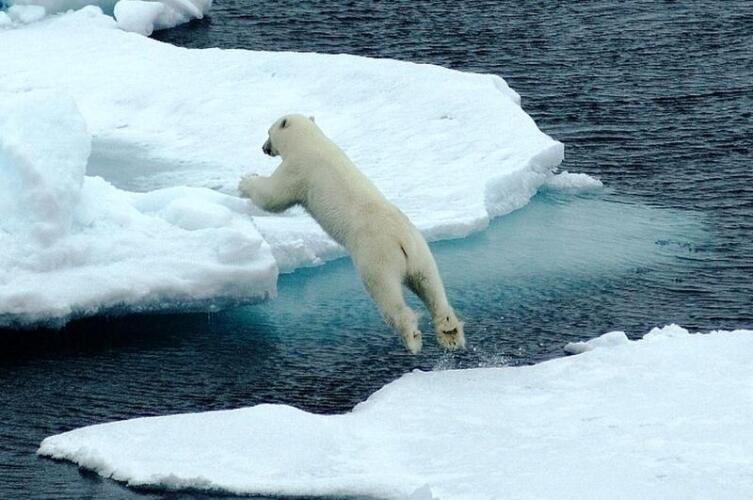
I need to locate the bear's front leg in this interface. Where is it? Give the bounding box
[238,172,298,213]
[238,173,259,197]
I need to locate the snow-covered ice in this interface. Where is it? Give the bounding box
[5,3,46,23]
[112,0,212,35]
[541,170,604,192]
[5,0,117,14]
[0,10,12,26]
[1,7,580,325]
[3,0,211,33]
[563,330,629,354]
[38,325,753,499]
[112,0,164,35]
[0,91,276,327]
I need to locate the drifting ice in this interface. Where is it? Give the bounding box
[2,0,211,33]
[0,7,582,325]
[39,325,753,499]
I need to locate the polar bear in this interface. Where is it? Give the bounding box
[239,114,464,354]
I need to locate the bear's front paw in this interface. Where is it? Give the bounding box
[238,174,259,198]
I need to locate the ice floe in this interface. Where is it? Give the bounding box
[39,325,753,498]
[0,7,580,324]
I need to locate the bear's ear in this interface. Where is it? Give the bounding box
[309,116,315,123]
[280,118,288,129]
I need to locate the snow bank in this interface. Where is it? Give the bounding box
[113,0,211,35]
[3,0,210,33]
[563,329,629,354]
[5,3,46,23]
[0,91,89,244]
[112,0,163,35]
[39,325,753,498]
[0,91,276,327]
[4,8,569,274]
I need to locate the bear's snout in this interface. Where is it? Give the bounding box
[262,138,273,156]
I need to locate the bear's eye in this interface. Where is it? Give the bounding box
[280,118,288,129]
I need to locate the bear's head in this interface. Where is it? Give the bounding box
[262,114,316,158]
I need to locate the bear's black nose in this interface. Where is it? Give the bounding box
[262,140,271,156]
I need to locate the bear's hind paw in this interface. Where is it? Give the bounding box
[435,316,466,351]
[401,329,423,355]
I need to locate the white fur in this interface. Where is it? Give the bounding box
[239,114,464,353]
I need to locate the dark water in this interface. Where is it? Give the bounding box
[2,1,752,498]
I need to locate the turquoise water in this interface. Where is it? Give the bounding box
[251,191,708,368]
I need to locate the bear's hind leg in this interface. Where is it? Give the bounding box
[359,267,422,354]
[406,262,465,350]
